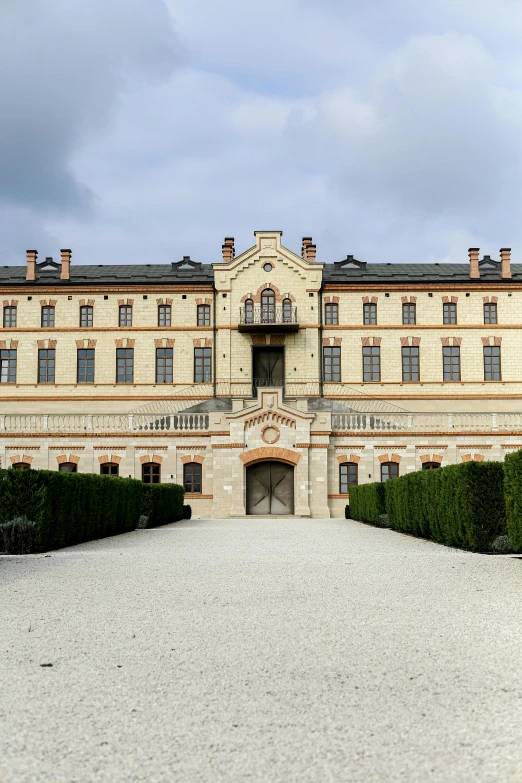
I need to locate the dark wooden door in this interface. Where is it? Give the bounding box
[246,462,294,515]
[252,348,284,390]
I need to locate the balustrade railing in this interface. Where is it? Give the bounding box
[1,410,520,434]
[239,306,298,325]
[331,412,522,432]
[1,413,209,433]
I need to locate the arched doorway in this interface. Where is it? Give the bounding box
[246,461,294,515]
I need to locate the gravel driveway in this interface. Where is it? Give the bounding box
[1,517,522,783]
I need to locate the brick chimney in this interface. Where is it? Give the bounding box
[500,247,512,279]
[60,249,72,280]
[222,237,234,263]
[306,243,317,262]
[468,248,480,279]
[302,237,312,259]
[26,250,37,281]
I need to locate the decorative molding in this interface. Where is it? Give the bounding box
[239,446,302,466]
[244,410,296,429]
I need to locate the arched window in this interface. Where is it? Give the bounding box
[245,298,254,324]
[339,462,358,494]
[59,462,77,473]
[282,298,292,323]
[422,461,441,470]
[381,462,399,482]
[184,462,202,494]
[11,462,30,470]
[101,463,119,476]
[142,462,160,484]
[261,289,275,323]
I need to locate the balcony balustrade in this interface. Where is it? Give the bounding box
[238,306,299,333]
[0,410,519,434]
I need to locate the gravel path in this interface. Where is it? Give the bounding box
[1,517,522,783]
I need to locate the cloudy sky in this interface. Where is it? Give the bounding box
[1,0,521,266]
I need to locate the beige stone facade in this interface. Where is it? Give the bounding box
[1,231,522,517]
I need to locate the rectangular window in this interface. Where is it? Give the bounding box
[197,304,211,326]
[363,303,377,325]
[38,348,55,383]
[41,306,55,327]
[156,347,173,383]
[325,303,338,325]
[158,305,171,326]
[339,463,358,493]
[484,303,497,324]
[443,302,457,324]
[362,346,380,381]
[402,303,416,325]
[401,346,420,381]
[194,347,212,382]
[119,305,132,327]
[77,348,95,383]
[116,348,134,383]
[184,462,202,494]
[443,346,460,381]
[80,305,93,327]
[381,462,399,482]
[0,349,16,383]
[484,345,501,381]
[323,346,341,382]
[3,306,16,327]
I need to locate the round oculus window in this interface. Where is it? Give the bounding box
[261,425,280,444]
[263,263,273,272]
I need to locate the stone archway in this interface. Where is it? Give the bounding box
[246,461,294,515]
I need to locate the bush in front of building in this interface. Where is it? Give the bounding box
[141,483,184,528]
[183,504,192,520]
[0,469,143,553]
[348,482,386,524]
[385,461,507,551]
[503,450,522,552]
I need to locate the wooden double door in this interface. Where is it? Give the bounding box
[246,461,294,515]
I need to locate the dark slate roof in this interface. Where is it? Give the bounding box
[0,258,214,286]
[323,256,521,283]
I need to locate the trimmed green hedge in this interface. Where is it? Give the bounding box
[142,483,184,528]
[349,461,506,552]
[183,504,192,520]
[504,450,522,551]
[0,470,185,553]
[348,482,386,524]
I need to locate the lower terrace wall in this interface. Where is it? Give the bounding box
[2,433,521,519]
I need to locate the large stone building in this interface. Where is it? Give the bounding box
[1,230,521,517]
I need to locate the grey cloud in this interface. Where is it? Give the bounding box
[0,0,181,213]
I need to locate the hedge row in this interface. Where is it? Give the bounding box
[348,482,386,525]
[142,483,184,528]
[348,460,508,552]
[504,450,522,551]
[0,469,185,554]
